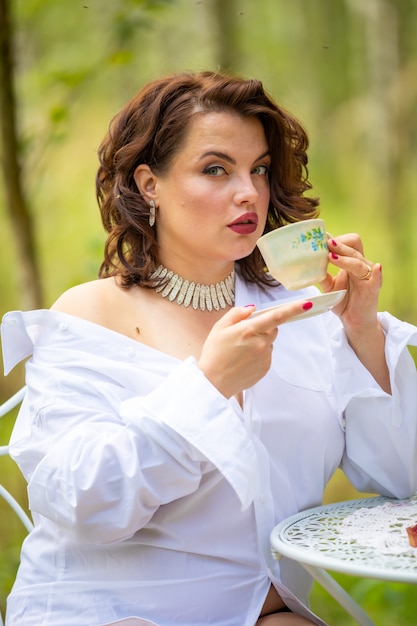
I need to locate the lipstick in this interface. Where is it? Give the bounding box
[228,212,258,235]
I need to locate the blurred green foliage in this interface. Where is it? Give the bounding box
[2,0,417,320]
[311,573,417,625]
[1,0,417,623]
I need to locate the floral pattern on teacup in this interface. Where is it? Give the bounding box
[292,228,328,252]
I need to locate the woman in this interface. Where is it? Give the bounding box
[2,71,417,626]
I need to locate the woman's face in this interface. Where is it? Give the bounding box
[142,111,271,277]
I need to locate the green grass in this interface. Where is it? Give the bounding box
[310,573,416,625]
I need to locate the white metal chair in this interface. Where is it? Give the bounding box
[0,387,33,626]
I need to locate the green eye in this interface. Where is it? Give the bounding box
[252,165,270,175]
[204,165,225,176]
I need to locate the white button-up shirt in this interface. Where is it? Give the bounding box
[2,272,417,626]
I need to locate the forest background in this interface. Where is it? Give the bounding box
[1,0,417,624]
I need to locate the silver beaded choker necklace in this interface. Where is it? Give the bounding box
[150,265,235,311]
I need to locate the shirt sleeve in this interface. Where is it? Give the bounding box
[120,358,258,510]
[328,311,417,498]
[4,321,258,544]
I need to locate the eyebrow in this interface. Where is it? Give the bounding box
[198,149,271,164]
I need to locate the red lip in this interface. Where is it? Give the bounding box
[227,212,258,235]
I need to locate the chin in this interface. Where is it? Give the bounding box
[234,243,257,261]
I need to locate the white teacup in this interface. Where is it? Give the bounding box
[256,219,329,290]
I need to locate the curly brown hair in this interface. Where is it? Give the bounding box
[96,70,319,287]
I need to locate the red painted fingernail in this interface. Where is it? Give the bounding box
[302,301,313,311]
[245,303,255,307]
[331,252,339,259]
[331,239,337,246]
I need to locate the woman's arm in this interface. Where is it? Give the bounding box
[344,315,390,393]
[13,356,257,544]
[327,309,417,498]
[323,235,390,392]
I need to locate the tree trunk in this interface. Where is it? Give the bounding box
[212,0,241,72]
[0,0,42,309]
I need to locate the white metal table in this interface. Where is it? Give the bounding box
[270,495,417,626]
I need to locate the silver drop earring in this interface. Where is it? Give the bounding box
[149,200,156,227]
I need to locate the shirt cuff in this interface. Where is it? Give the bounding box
[120,357,258,510]
[329,311,417,425]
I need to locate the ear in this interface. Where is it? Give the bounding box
[134,164,158,202]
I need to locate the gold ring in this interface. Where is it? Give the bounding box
[359,265,372,280]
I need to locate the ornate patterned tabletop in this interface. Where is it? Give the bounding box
[270,495,417,625]
[271,495,417,583]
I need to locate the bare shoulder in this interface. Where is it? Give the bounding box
[50,277,119,326]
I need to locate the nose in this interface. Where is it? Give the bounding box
[233,174,259,205]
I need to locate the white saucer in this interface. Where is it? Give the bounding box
[250,290,347,323]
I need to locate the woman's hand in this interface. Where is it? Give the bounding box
[197,300,312,399]
[321,234,390,393]
[322,234,382,329]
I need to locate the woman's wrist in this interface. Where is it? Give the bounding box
[344,321,391,394]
